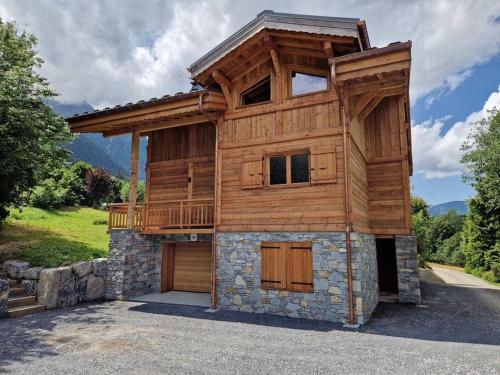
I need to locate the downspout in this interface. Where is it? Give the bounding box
[199,91,219,310]
[330,61,355,325]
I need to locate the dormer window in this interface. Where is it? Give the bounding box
[240,76,271,106]
[291,71,328,96]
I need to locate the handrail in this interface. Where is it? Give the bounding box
[108,199,214,232]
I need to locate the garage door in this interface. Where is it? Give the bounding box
[173,242,211,293]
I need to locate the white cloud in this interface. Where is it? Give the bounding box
[412,86,500,178]
[1,0,499,107]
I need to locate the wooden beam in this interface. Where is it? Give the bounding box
[127,131,140,229]
[263,34,281,77]
[350,88,379,120]
[324,41,334,58]
[212,70,232,108]
[358,94,385,121]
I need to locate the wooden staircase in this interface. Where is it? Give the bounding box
[0,271,45,318]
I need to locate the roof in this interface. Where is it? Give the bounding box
[189,10,368,79]
[65,89,204,122]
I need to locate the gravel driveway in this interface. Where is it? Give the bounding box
[1,269,499,374]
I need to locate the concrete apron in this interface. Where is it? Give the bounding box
[129,291,211,308]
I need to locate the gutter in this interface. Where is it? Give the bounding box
[330,61,355,326]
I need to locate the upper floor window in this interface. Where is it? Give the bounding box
[291,71,328,96]
[268,151,310,187]
[240,76,271,106]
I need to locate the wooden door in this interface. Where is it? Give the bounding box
[161,243,176,292]
[173,242,212,292]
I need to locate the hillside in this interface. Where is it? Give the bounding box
[429,201,467,216]
[48,100,147,179]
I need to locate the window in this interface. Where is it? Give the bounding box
[261,242,313,292]
[291,71,328,96]
[268,151,309,187]
[240,76,271,106]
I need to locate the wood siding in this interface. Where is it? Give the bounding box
[148,124,215,202]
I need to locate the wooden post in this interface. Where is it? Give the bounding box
[127,131,140,229]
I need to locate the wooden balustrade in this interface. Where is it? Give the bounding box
[108,198,214,233]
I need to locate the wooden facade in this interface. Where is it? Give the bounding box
[67,15,413,239]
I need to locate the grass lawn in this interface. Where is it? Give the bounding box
[0,207,109,268]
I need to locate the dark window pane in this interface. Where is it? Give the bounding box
[291,71,327,96]
[241,76,271,105]
[291,153,309,183]
[269,156,286,185]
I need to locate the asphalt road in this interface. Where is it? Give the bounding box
[1,269,499,375]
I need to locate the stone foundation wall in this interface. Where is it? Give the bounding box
[106,230,212,299]
[215,232,378,324]
[395,235,421,304]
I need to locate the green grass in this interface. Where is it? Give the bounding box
[0,207,109,268]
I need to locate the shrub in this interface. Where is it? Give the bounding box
[29,179,66,209]
[92,218,108,225]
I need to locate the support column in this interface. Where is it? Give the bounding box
[128,131,139,229]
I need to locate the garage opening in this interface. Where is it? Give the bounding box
[376,238,399,301]
[161,242,212,293]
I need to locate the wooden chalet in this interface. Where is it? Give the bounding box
[67,10,420,325]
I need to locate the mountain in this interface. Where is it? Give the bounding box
[48,101,147,179]
[429,201,468,216]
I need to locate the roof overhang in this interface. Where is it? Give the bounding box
[190,10,369,81]
[329,41,413,173]
[66,90,226,137]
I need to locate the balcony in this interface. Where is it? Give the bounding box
[108,198,215,234]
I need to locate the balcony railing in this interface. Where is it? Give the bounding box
[108,198,214,233]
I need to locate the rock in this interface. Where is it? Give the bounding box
[0,279,8,318]
[77,274,105,302]
[72,261,93,278]
[3,260,29,279]
[92,258,108,277]
[23,267,43,280]
[234,275,246,287]
[37,266,78,309]
[233,295,242,306]
[21,280,38,295]
[286,303,300,311]
[240,304,253,313]
[315,278,329,291]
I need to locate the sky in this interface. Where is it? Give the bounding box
[1,0,500,205]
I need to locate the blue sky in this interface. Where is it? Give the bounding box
[411,55,500,204]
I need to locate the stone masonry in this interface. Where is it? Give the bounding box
[106,230,212,300]
[215,232,378,325]
[395,235,421,304]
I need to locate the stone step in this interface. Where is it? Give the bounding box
[8,304,45,318]
[7,295,37,308]
[9,287,26,296]
[8,279,20,288]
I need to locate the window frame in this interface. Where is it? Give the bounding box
[237,74,273,108]
[287,65,330,99]
[265,149,311,188]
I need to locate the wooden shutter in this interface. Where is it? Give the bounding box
[286,242,313,292]
[260,242,287,289]
[241,156,263,189]
[310,147,336,184]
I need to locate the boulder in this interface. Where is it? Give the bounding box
[21,280,38,295]
[37,266,78,309]
[71,261,93,278]
[77,274,105,302]
[0,279,8,318]
[3,260,30,279]
[23,267,43,280]
[92,258,108,277]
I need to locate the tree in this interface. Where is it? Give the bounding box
[85,168,113,208]
[61,161,93,205]
[120,181,146,203]
[411,196,429,217]
[0,18,70,221]
[460,110,500,281]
